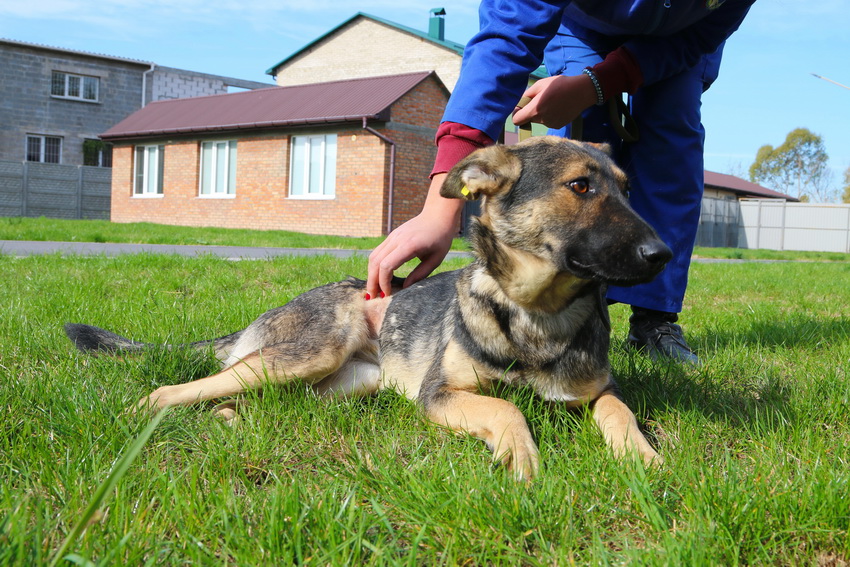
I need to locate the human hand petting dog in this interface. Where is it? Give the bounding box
[366,173,461,299]
[512,73,599,130]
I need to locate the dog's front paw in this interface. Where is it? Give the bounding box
[131,386,172,414]
[493,436,540,481]
[639,446,664,469]
[212,399,245,425]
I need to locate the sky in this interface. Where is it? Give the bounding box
[2,0,849,199]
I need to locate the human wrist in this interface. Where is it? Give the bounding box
[581,68,605,106]
[422,174,464,229]
[590,46,644,99]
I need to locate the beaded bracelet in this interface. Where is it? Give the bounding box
[582,68,605,106]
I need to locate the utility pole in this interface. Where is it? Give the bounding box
[811,73,850,91]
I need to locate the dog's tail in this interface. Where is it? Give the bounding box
[64,323,151,353]
[64,323,242,361]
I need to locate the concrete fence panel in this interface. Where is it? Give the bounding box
[0,160,111,220]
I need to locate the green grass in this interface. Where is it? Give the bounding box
[0,217,471,252]
[1,252,848,565]
[691,245,850,263]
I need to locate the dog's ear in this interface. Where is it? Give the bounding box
[584,142,613,156]
[441,145,521,201]
[565,139,613,157]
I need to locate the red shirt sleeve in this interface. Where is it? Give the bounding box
[590,46,644,100]
[431,122,495,177]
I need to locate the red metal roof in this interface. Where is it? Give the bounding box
[704,170,798,202]
[101,71,440,141]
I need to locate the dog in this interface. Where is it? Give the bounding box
[65,136,672,480]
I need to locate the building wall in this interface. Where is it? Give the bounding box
[703,187,736,200]
[0,41,274,169]
[111,131,387,236]
[380,77,444,231]
[150,66,273,101]
[151,68,228,101]
[110,77,445,237]
[274,18,462,91]
[0,42,149,167]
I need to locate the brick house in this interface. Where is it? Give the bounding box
[101,72,449,237]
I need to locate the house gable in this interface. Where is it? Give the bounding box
[268,14,465,91]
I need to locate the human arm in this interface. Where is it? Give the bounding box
[441,0,568,141]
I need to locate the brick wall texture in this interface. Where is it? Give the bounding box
[110,76,446,237]
[275,18,462,91]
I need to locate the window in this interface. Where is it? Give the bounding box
[83,139,112,168]
[134,145,164,196]
[290,134,337,198]
[51,71,99,102]
[199,140,237,196]
[26,135,62,163]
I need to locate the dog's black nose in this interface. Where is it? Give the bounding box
[639,241,673,270]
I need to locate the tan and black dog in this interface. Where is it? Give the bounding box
[65,136,672,480]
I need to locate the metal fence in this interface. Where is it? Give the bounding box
[697,197,850,253]
[0,160,111,220]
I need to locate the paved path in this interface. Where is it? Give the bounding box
[1,240,808,264]
[0,240,473,261]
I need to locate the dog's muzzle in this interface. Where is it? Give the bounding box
[637,239,673,275]
[564,236,672,286]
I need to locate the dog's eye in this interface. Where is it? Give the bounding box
[568,179,590,194]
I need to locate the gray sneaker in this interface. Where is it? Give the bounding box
[627,312,700,366]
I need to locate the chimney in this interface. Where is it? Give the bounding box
[429,8,446,41]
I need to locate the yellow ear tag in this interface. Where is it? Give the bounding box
[460,185,470,197]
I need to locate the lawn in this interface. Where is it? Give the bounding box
[0,250,848,564]
[0,217,426,252]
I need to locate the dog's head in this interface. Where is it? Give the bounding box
[442,137,672,287]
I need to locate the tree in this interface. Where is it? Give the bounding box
[749,128,833,202]
[843,165,850,204]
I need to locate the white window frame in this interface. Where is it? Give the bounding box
[289,134,337,199]
[26,135,62,164]
[51,71,99,102]
[133,145,164,197]
[199,140,237,198]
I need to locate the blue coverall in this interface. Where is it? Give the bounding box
[442,0,755,314]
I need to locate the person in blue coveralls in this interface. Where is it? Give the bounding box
[366,0,756,365]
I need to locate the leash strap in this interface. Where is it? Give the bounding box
[516,96,638,143]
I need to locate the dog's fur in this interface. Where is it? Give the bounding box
[65,136,672,480]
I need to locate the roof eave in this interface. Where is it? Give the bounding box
[100,113,386,142]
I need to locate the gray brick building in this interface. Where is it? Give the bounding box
[0,38,273,168]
